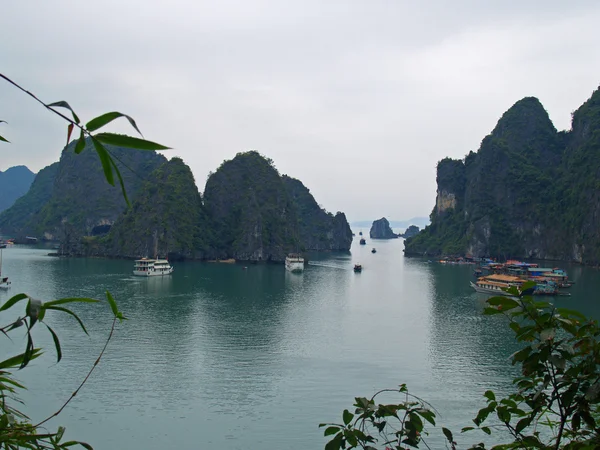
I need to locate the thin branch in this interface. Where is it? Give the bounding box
[34,316,117,428]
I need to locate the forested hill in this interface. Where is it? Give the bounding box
[405,87,600,264]
[0,165,35,213]
[0,145,352,261]
[0,138,166,239]
[203,151,352,261]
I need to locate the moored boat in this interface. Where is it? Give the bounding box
[371,248,376,253]
[285,254,304,273]
[133,258,174,276]
[354,264,362,273]
[359,238,366,245]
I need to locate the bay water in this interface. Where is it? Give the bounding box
[0,240,597,449]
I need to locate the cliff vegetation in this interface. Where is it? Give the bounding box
[405,87,600,264]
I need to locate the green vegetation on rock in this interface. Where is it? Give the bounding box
[405,88,600,263]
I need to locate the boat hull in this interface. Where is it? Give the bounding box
[133,267,174,277]
[469,281,517,297]
[285,261,304,273]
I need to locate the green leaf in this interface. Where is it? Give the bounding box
[47,100,80,123]
[0,134,9,143]
[44,297,99,307]
[0,293,29,312]
[43,323,62,363]
[515,417,531,434]
[86,111,143,135]
[483,390,496,402]
[483,307,504,316]
[481,426,491,435]
[106,291,119,317]
[556,308,587,320]
[110,155,130,207]
[91,138,115,186]
[442,427,454,443]
[461,426,474,432]
[325,432,343,450]
[94,132,170,150]
[0,349,42,370]
[43,305,89,335]
[324,426,340,436]
[74,129,86,154]
[344,429,358,447]
[343,409,353,426]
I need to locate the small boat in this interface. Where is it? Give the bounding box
[359,238,366,245]
[354,264,362,273]
[371,248,376,253]
[133,258,174,276]
[285,253,304,273]
[359,231,363,236]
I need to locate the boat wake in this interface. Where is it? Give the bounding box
[307,262,350,270]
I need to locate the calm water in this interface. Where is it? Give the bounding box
[1,241,599,449]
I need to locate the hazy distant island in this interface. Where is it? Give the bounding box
[0,165,36,213]
[0,142,352,262]
[369,217,398,239]
[404,86,600,265]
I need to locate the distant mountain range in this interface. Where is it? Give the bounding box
[351,217,429,232]
[0,165,36,213]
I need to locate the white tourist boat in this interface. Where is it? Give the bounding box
[285,254,304,273]
[133,258,174,277]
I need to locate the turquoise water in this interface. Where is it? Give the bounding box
[0,241,597,449]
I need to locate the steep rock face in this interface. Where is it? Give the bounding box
[0,138,166,241]
[404,93,583,260]
[100,158,213,260]
[203,151,298,261]
[0,166,36,213]
[400,225,420,239]
[282,175,352,251]
[370,217,398,239]
[0,163,58,235]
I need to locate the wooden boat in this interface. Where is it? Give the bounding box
[371,248,376,253]
[353,264,362,273]
[359,238,366,245]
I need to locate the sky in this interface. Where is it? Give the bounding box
[2,1,600,223]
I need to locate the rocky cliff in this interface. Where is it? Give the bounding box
[203,151,351,261]
[400,225,420,239]
[282,175,352,251]
[370,217,398,239]
[99,158,213,260]
[0,166,36,213]
[404,87,600,264]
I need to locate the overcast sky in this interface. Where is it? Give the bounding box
[2,1,599,223]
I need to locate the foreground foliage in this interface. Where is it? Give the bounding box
[324,282,600,449]
[0,292,126,449]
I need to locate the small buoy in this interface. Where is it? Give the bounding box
[243,266,248,270]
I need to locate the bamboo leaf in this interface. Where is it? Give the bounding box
[0,134,8,143]
[86,111,143,135]
[94,132,170,150]
[0,349,42,370]
[44,323,62,363]
[91,138,115,186]
[110,155,130,207]
[47,100,80,123]
[44,297,99,307]
[0,293,29,312]
[74,129,87,154]
[44,305,90,335]
[106,291,119,317]
[66,123,74,146]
